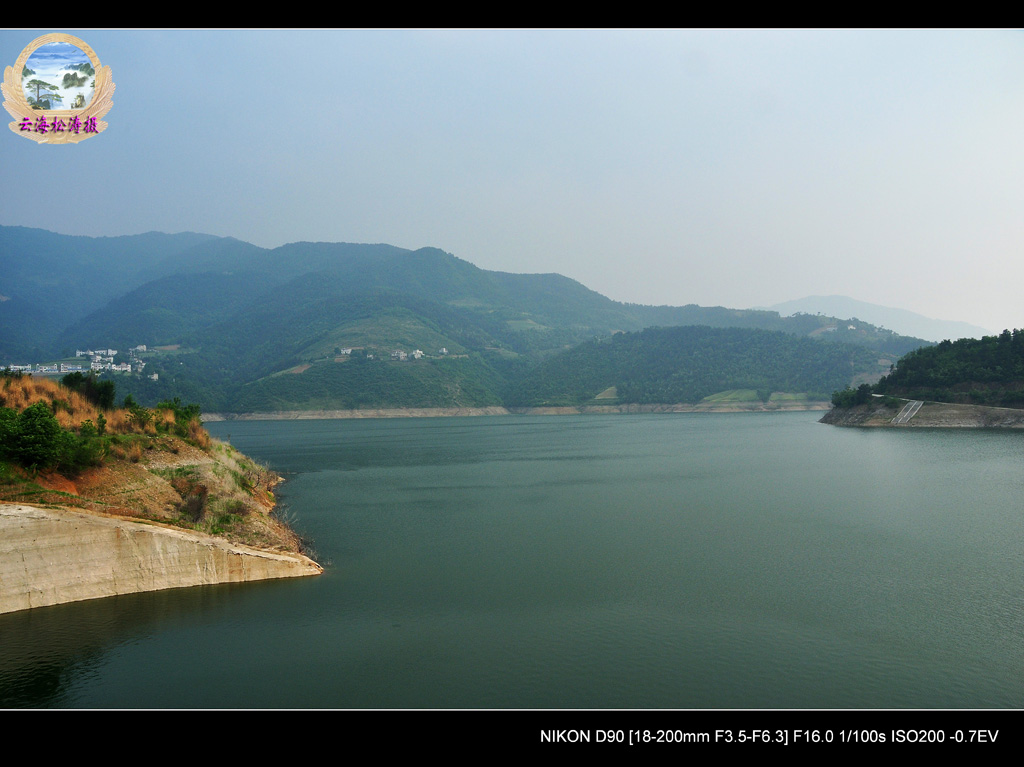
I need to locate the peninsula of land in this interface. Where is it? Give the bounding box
[820,399,1024,428]
[0,375,321,615]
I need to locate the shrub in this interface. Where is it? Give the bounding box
[179,484,209,523]
[61,372,116,410]
[126,405,153,432]
[14,402,66,469]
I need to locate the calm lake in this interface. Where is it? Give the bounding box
[3,411,1024,708]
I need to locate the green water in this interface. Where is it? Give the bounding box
[3,411,1024,708]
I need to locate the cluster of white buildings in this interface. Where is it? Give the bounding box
[3,344,152,377]
[390,349,425,361]
[75,347,145,373]
[337,347,447,362]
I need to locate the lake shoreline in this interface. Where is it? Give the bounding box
[203,401,831,421]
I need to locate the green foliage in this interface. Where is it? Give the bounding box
[61,372,116,409]
[508,326,878,407]
[233,354,505,412]
[875,329,1024,407]
[13,403,66,469]
[65,430,106,468]
[25,79,59,103]
[155,396,201,424]
[152,396,203,439]
[0,408,18,462]
[0,403,107,474]
[127,404,153,429]
[13,229,933,412]
[831,384,873,408]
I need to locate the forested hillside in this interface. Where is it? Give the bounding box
[507,326,886,407]
[873,329,1024,407]
[1,226,931,412]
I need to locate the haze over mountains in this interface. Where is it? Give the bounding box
[2,225,939,412]
[764,295,992,344]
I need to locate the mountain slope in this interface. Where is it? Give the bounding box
[766,295,991,343]
[873,329,1024,407]
[0,226,222,358]
[507,325,886,407]
[3,226,936,412]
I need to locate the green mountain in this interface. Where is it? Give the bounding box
[507,325,886,407]
[0,226,219,359]
[873,329,1024,407]
[1,226,933,412]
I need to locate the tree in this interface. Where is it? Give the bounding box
[0,408,18,461]
[61,371,116,410]
[25,79,60,109]
[14,403,66,469]
[831,384,873,408]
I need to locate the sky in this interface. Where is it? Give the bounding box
[2,29,1022,334]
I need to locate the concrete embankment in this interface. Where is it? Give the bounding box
[0,504,322,615]
[820,400,1024,428]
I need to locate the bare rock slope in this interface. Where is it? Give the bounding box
[0,435,321,615]
[0,504,321,614]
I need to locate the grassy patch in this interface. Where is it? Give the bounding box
[150,466,199,481]
[768,392,814,402]
[0,461,27,487]
[700,389,761,403]
[506,319,549,331]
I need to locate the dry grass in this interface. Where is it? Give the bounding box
[54,409,79,430]
[187,418,211,449]
[0,375,214,443]
[157,409,176,429]
[2,376,99,421]
[105,409,131,433]
[1,376,119,432]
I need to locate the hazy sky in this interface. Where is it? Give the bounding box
[3,29,1022,333]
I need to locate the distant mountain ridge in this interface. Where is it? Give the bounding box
[1,226,935,412]
[764,295,991,343]
[0,226,220,360]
